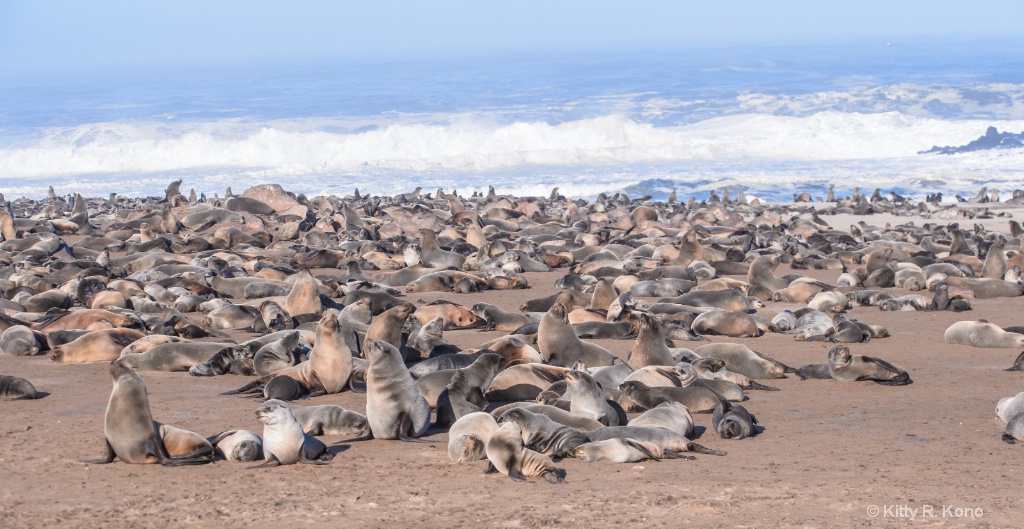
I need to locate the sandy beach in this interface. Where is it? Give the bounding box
[0,191,1022,529]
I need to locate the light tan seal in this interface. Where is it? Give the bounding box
[484,422,566,484]
[944,320,1024,348]
[50,328,146,363]
[208,430,263,462]
[448,411,499,463]
[252,399,333,467]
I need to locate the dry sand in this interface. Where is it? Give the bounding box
[2,205,1022,528]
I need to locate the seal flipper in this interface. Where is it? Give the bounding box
[347,375,366,393]
[338,426,374,443]
[623,439,661,462]
[482,461,499,474]
[507,467,532,483]
[542,468,567,484]
[660,450,696,461]
[81,439,117,464]
[248,453,282,469]
[1002,433,1017,444]
[397,413,433,443]
[685,442,726,456]
[870,372,912,386]
[222,380,264,395]
[746,380,780,391]
[1006,351,1024,371]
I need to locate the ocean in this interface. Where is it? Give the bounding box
[2,39,1023,202]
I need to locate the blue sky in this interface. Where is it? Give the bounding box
[1,0,1022,77]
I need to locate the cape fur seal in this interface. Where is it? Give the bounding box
[944,320,1024,348]
[712,401,758,440]
[448,412,499,462]
[288,404,367,436]
[565,370,625,426]
[484,422,566,484]
[574,438,680,463]
[252,399,333,467]
[50,328,146,363]
[826,345,912,385]
[0,375,38,400]
[627,313,677,370]
[584,425,726,456]
[537,302,615,367]
[354,340,431,441]
[693,343,793,379]
[618,380,721,413]
[497,407,590,458]
[208,430,263,462]
[83,359,213,465]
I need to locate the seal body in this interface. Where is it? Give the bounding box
[364,340,431,440]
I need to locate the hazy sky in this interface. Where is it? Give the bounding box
[1,0,1022,77]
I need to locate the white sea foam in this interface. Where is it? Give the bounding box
[2,111,1022,182]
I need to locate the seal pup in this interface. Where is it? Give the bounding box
[944,320,1024,348]
[263,375,310,401]
[50,328,146,363]
[693,343,793,379]
[188,345,256,376]
[208,430,263,462]
[484,422,566,484]
[448,412,499,462]
[288,404,367,436]
[672,362,746,402]
[826,345,912,385]
[585,425,725,456]
[497,407,590,458]
[574,438,677,463]
[0,375,38,400]
[618,380,721,413]
[489,402,604,431]
[472,302,538,332]
[712,401,757,440]
[349,340,430,441]
[82,359,213,465]
[627,401,694,438]
[0,325,44,356]
[690,309,762,338]
[252,399,333,467]
[156,423,215,458]
[691,357,779,391]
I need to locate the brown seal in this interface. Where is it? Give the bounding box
[82,359,213,465]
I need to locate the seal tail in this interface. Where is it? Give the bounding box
[686,442,726,456]
[221,380,263,395]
